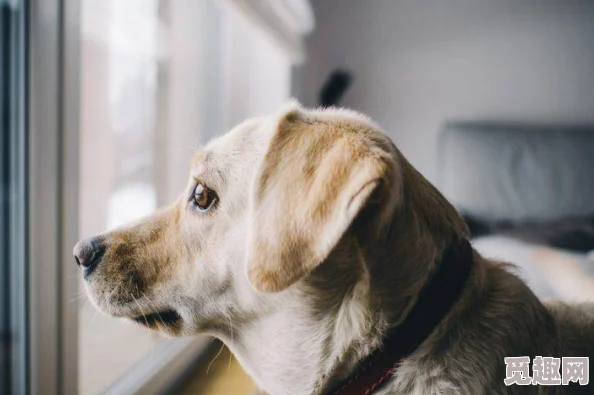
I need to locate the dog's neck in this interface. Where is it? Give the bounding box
[218,159,469,395]
[221,254,388,395]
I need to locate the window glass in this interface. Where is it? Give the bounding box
[78,1,293,393]
[79,1,166,393]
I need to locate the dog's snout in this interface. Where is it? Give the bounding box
[73,237,105,278]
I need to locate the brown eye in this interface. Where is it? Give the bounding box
[193,183,217,211]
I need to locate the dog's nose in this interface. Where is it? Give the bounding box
[73,237,105,277]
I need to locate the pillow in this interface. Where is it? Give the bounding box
[438,122,594,251]
[439,123,594,222]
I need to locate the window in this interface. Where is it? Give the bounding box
[1,1,27,393]
[5,1,312,394]
[79,1,221,393]
[77,0,311,393]
[79,2,163,389]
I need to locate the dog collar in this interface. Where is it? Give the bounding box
[329,238,474,395]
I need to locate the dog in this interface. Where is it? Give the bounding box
[75,101,594,394]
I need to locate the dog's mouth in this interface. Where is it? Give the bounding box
[132,309,182,329]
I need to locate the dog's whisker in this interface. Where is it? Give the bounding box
[228,314,234,344]
[206,342,226,376]
[135,292,155,361]
[83,293,91,311]
[131,292,151,328]
[153,309,168,329]
[70,293,86,303]
[226,313,235,370]
[87,308,99,330]
[139,289,168,328]
[105,285,119,306]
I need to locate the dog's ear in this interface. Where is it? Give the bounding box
[246,107,394,292]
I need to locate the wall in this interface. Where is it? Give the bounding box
[221,2,292,132]
[300,0,594,182]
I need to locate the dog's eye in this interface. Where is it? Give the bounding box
[192,183,217,211]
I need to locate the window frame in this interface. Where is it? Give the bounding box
[1,0,28,393]
[28,0,80,393]
[26,0,313,393]
[28,1,214,394]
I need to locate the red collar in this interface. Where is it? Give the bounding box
[329,239,474,395]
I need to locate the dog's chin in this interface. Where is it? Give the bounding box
[129,309,184,336]
[84,288,186,336]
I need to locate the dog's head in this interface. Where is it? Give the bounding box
[75,102,465,339]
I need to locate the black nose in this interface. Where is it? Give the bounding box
[73,237,105,278]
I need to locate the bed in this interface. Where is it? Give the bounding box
[438,122,594,302]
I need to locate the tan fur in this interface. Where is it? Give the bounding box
[247,110,395,292]
[77,101,594,394]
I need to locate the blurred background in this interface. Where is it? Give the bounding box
[1,1,593,394]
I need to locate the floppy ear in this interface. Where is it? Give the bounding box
[246,108,393,292]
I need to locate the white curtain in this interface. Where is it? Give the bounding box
[218,0,314,63]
